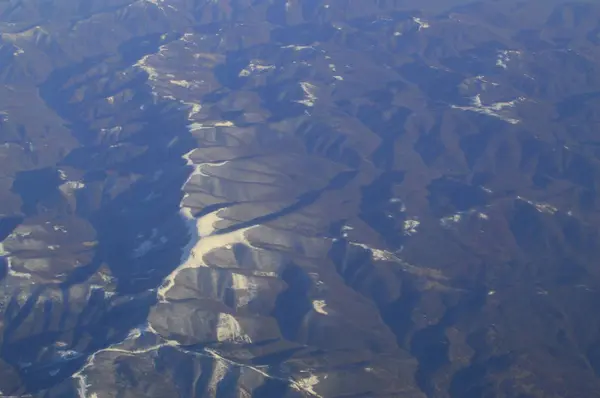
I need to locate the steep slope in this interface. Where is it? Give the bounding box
[1,0,600,397]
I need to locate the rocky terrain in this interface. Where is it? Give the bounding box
[2,0,600,397]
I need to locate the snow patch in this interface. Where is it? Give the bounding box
[282,44,315,51]
[451,94,525,124]
[292,374,322,397]
[169,79,195,88]
[517,196,558,214]
[231,273,259,308]
[59,181,85,195]
[312,300,328,315]
[157,149,253,301]
[296,81,318,107]
[440,214,462,228]
[135,54,159,81]
[216,313,252,343]
[403,219,420,236]
[441,209,489,228]
[238,61,275,77]
[413,17,430,30]
[496,50,521,69]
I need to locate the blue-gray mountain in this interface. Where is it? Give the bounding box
[1,0,600,397]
